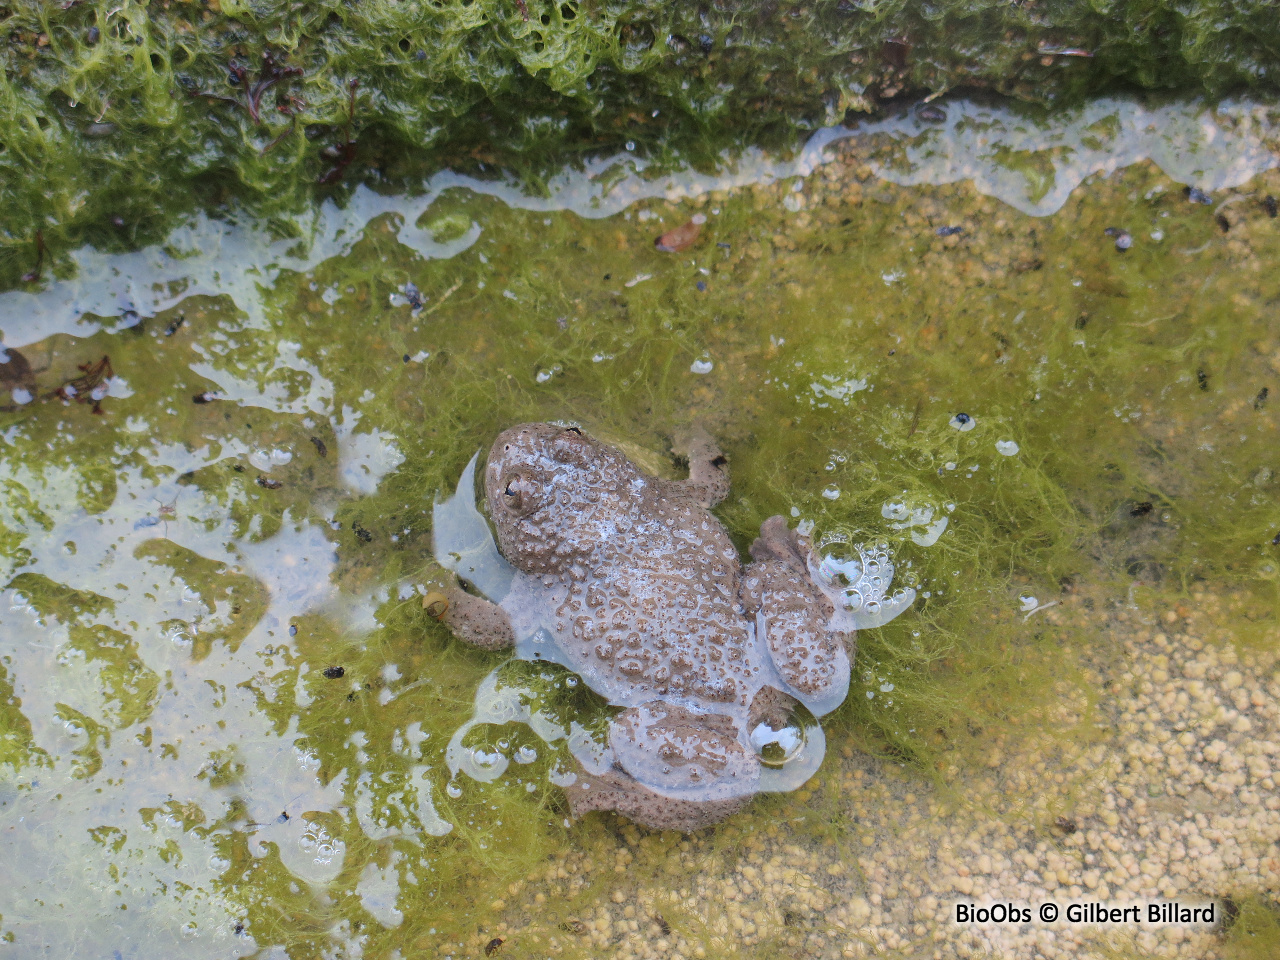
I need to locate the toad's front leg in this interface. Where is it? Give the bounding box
[669,424,730,508]
[430,580,515,651]
[741,516,853,714]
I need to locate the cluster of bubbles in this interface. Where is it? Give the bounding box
[7,593,44,628]
[298,820,343,866]
[810,541,917,631]
[535,364,564,384]
[881,499,953,547]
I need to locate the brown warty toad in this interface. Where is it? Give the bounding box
[437,423,855,831]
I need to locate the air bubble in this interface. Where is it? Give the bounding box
[995,439,1020,456]
[690,357,713,374]
[821,485,840,500]
[749,715,807,769]
[811,544,916,630]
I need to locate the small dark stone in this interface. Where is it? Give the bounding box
[323,665,345,679]
[1264,195,1277,218]
[696,280,707,291]
[935,225,963,237]
[1130,502,1154,517]
[1255,386,1269,410]
[1197,369,1209,391]
[353,523,373,543]
[310,435,328,457]
[1215,213,1230,233]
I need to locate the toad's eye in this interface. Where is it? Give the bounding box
[501,473,538,513]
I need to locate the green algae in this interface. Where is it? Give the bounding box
[1223,894,1280,960]
[6,0,1280,284]
[0,126,1279,956]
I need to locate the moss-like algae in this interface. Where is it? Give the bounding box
[5,1,1280,282]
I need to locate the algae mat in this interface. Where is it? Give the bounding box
[6,0,1280,274]
[1,98,1279,958]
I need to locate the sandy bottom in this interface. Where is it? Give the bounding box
[445,590,1278,959]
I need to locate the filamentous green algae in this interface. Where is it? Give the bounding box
[1,99,1279,958]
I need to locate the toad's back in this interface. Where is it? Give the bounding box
[487,425,764,713]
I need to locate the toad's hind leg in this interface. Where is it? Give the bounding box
[742,516,852,714]
[564,766,749,832]
[669,424,730,508]
[609,702,760,802]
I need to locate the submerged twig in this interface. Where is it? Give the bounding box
[422,278,463,316]
[50,355,114,414]
[188,50,303,126]
[1022,600,1058,622]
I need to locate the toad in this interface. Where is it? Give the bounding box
[435,423,855,831]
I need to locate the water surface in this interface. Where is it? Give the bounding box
[2,96,1278,959]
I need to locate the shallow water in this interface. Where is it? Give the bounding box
[1,96,1278,959]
